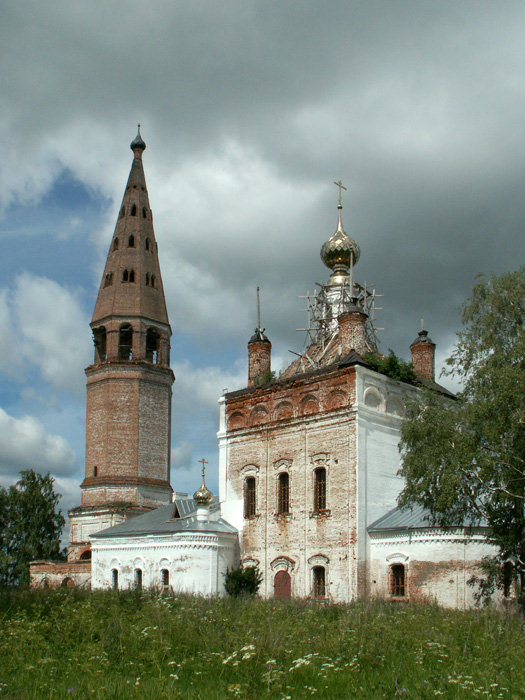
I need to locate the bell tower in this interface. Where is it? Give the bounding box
[68,128,174,559]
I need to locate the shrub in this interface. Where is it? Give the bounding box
[362,349,416,384]
[224,566,262,596]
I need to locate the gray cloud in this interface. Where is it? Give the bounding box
[0,407,78,478]
[1,1,524,494]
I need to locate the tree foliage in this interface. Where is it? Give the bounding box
[253,370,277,387]
[398,267,525,608]
[224,565,263,597]
[0,470,65,587]
[362,350,417,384]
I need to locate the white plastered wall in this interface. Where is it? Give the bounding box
[91,531,238,595]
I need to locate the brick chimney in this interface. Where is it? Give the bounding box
[338,299,368,356]
[248,329,272,387]
[410,329,436,382]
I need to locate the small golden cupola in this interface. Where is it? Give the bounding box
[193,458,213,507]
[320,180,361,286]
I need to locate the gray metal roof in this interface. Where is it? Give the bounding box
[91,497,237,539]
[368,504,488,532]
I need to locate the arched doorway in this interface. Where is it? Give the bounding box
[274,570,291,599]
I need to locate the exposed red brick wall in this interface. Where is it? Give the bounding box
[83,362,173,506]
[225,365,359,600]
[338,309,367,356]
[410,331,435,382]
[248,340,272,387]
[29,560,91,589]
[227,366,356,430]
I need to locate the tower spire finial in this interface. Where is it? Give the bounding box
[333,180,347,233]
[334,179,347,208]
[130,124,146,154]
[199,457,208,481]
[257,285,261,330]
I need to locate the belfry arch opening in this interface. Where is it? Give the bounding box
[118,324,133,361]
[93,327,107,362]
[146,328,160,364]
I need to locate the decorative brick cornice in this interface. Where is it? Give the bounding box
[81,475,172,490]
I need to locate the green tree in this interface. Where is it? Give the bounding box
[398,267,525,609]
[224,565,263,597]
[0,470,65,587]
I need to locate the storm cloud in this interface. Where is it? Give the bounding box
[1,1,524,494]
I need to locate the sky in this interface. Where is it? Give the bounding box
[1,1,524,523]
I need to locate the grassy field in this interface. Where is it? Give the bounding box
[0,590,523,699]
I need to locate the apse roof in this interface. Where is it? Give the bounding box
[368,504,488,532]
[91,497,237,538]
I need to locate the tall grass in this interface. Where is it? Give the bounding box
[0,589,523,698]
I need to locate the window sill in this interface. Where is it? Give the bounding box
[310,509,331,518]
[274,512,292,520]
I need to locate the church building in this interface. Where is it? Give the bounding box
[30,131,507,608]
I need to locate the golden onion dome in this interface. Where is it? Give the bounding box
[193,474,213,506]
[320,205,360,276]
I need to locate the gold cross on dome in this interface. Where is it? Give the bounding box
[333,180,347,206]
[198,458,208,479]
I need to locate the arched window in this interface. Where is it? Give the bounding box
[244,477,256,518]
[129,270,135,283]
[391,564,405,597]
[112,569,118,590]
[79,549,91,560]
[128,234,135,247]
[113,237,119,251]
[274,570,291,598]
[93,327,107,362]
[503,562,513,598]
[145,273,150,286]
[134,568,142,590]
[122,269,129,282]
[161,569,169,589]
[61,577,74,588]
[119,206,125,218]
[142,207,147,218]
[150,274,155,288]
[313,468,326,512]
[145,237,150,251]
[146,328,160,364]
[103,272,113,288]
[118,324,133,361]
[131,204,137,216]
[313,567,326,598]
[277,472,290,514]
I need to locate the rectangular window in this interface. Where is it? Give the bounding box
[391,564,405,597]
[314,468,326,511]
[161,569,169,589]
[112,569,118,590]
[244,477,256,518]
[313,566,326,598]
[278,472,290,514]
[134,568,142,591]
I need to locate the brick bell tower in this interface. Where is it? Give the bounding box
[68,127,174,560]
